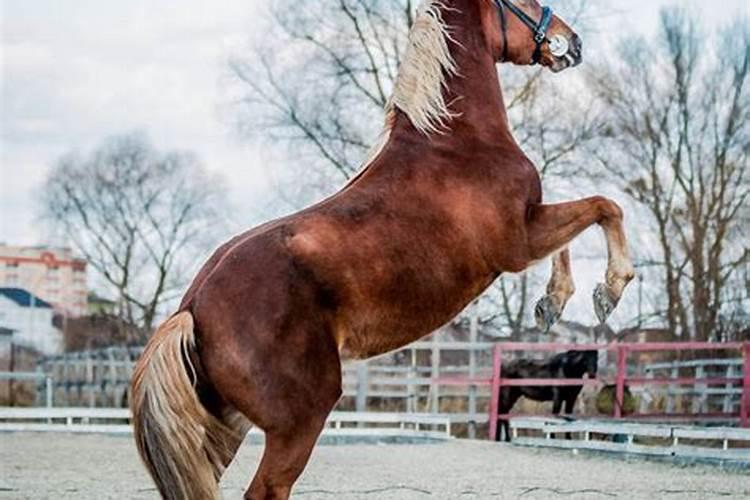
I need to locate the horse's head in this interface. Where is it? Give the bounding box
[485,0,582,72]
[567,350,598,377]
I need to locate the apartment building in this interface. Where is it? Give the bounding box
[0,245,88,317]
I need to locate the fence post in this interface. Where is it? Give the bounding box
[430,337,440,414]
[615,345,627,419]
[666,363,678,414]
[488,344,503,440]
[63,356,71,406]
[35,362,45,406]
[723,363,736,415]
[355,362,368,412]
[639,368,653,414]
[694,364,706,414]
[45,376,53,408]
[468,301,478,439]
[407,348,416,413]
[86,352,95,408]
[741,342,750,428]
[107,348,117,406]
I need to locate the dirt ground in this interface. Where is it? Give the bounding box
[1,433,748,499]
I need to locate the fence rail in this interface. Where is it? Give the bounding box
[1,371,53,407]
[33,341,500,433]
[486,342,749,441]
[23,340,750,440]
[0,407,451,439]
[642,358,744,415]
[510,417,750,462]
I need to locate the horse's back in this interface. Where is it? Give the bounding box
[503,358,550,377]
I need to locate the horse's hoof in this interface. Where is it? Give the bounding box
[593,283,618,323]
[534,295,561,333]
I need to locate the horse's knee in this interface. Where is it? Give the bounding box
[591,196,624,225]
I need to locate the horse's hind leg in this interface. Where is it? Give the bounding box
[499,388,521,442]
[215,342,340,499]
[534,248,575,332]
[198,317,342,500]
[526,197,635,323]
[563,395,578,440]
[196,375,254,471]
[218,408,253,467]
[245,413,331,499]
[226,364,340,500]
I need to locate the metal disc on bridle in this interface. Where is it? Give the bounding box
[548,35,569,57]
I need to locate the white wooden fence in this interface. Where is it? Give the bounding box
[640,358,743,414]
[35,340,500,433]
[510,417,750,462]
[0,407,451,440]
[35,347,142,407]
[30,344,746,436]
[1,371,53,407]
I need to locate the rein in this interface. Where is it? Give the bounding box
[493,0,567,64]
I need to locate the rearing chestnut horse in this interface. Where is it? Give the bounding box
[131,1,635,498]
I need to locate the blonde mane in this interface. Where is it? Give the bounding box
[387,0,458,135]
[351,0,457,181]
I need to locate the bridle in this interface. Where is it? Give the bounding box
[493,0,568,64]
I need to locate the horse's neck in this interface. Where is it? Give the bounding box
[447,1,512,137]
[563,361,586,378]
[393,0,514,145]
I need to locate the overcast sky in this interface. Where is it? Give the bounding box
[1,0,747,248]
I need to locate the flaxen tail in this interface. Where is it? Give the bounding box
[130,311,238,500]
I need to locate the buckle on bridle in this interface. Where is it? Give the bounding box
[495,1,556,64]
[535,6,553,45]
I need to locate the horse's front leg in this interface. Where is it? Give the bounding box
[551,389,563,440]
[563,393,578,440]
[534,248,575,332]
[526,197,635,323]
[552,388,563,415]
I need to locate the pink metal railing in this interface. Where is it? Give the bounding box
[451,341,749,441]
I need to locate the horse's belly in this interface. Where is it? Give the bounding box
[333,268,498,360]
[334,321,424,360]
[334,302,463,360]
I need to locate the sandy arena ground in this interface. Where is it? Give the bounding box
[1,433,748,499]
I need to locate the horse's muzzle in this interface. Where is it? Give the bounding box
[568,34,583,66]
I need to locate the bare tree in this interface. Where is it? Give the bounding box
[587,10,749,341]
[227,0,599,182]
[42,132,227,335]
[228,0,409,185]
[228,0,604,336]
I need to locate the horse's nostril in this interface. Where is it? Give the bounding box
[573,35,583,53]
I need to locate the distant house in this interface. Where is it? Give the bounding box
[0,288,62,355]
[87,292,116,316]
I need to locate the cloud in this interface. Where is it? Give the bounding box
[1,0,275,245]
[2,0,747,248]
